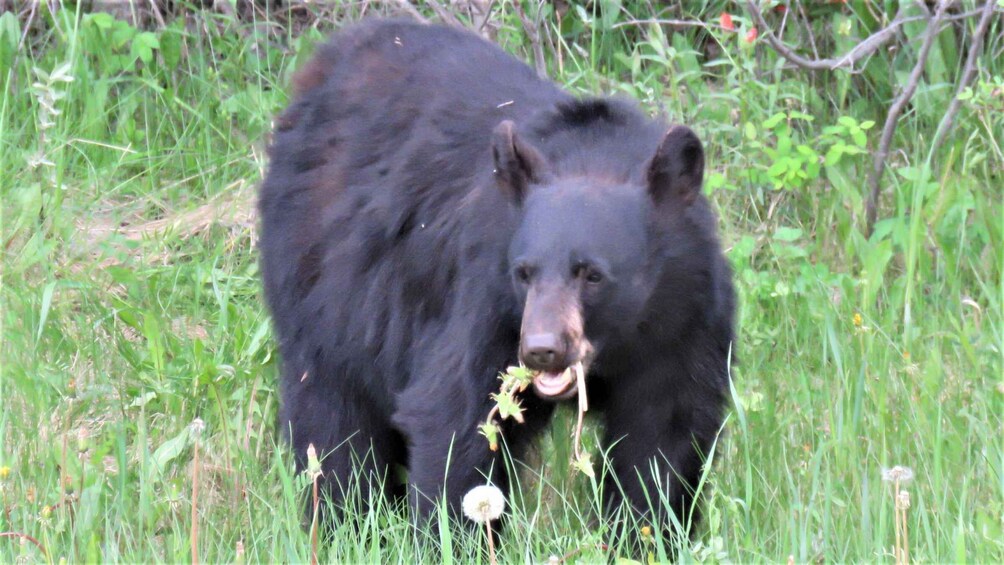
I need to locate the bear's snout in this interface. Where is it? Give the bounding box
[521,332,563,371]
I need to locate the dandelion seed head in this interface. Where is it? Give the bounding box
[462,484,505,523]
[897,490,911,510]
[881,465,914,483]
[190,418,206,435]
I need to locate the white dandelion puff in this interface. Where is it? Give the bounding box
[190,418,206,436]
[881,466,914,483]
[462,485,506,523]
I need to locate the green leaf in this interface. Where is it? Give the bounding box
[852,130,868,148]
[599,0,622,30]
[762,112,786,129]
[147,426,193,483]
[795,144,816,157]
[837,116,858,128]
[744,122,757,141]
[496,395,524,422]
[825,145,844,166]
[572,452,595,477]
[479,422,500,451]
[776,134,792,155]
[36,281,57,344]
[766,159,787,178]
[87,12,115,29]
[773,227,803,242]
[132,32,160,64]
[504,365,534,383]
[111,22,136,50]
[128,391,157,409]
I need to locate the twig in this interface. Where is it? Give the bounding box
[423,0,464,27]
[474,0,498,35]
[611,18,712,30]
[865,0,951,235]
[515,0,547,79]
[0,532,47,556]
[746,0,909,72]
[930,0,997,159]
[17,1,37,53]
[747,2,986,74]
[148,0,167,28]
[796,1,820,60]
[390,0,428,22]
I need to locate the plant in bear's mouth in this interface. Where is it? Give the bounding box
[479,366,533,451]
[480,363,593,476]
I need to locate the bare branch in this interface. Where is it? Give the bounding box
[0,532,47,557]
[423,0,465,27]
[611,18,712,30]
[391,0,429,23]
[746,0,908,71]
[148,0,167,28]
[865,0,951,235]
[930,0,998,159]
[746,2,988,73]
[473,0,499,38]
[515,1,547,79]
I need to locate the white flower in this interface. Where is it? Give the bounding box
[190,418,206,436]
[881,466,914,483]
[462,485,506,523]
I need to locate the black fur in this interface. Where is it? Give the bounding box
[259,19,735,538]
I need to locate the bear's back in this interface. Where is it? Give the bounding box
[259,21,569,390]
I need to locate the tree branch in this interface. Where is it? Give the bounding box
[515,0,547,79]
[745,1,985,72]
[423,0,465,27]
[392,0,429,23]
[930,0,998,159]
[865,0,951,235]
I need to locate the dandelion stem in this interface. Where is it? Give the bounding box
[893,478,901,565]
[310,475,320,565]
[573,363,588,460]
[485,520,497,565]
[191,439,200,565]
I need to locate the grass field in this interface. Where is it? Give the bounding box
[1,2,1001,563]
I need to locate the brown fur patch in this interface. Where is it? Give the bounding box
[291,55,332,97]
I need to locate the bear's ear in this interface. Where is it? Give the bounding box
[645,125,705,205]
[491,120,551,203]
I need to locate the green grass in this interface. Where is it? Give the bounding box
[2,2,1001,563]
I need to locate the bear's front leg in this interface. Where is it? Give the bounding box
[600,366,726,540]
[391,375,507,524]
[281,378,406,524]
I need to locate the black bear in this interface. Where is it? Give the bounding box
[259,19,735,538]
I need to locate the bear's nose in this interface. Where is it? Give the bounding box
[523,333,564,370]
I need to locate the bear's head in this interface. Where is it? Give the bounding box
[491,118,707,400]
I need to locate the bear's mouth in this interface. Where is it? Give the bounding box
[531,362,584,400]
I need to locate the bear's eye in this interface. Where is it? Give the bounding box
[514,265,532,284]
[574,263,604,285]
